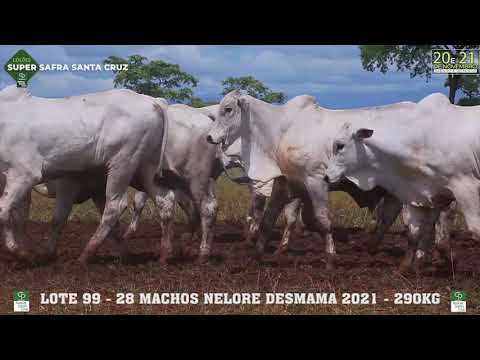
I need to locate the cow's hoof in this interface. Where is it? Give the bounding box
[240,239,256,252]
[365,221,377,234]
[366,239,381,255]
[433,249,456,273]
[159,251,175,264]
[398,251,414,274]
[325,255,337,271]
[190,233,200,243]
[254,252,265,263]
[255,240,266,255]
[253,247,265,262]
[14,248,33,262]
[0,249,17,263]
[122,229,135,241]
[77,253,92,265]
[432,249,446,267]
[243,230,257,244]
[33,250,57,265]
[119,252,136,265]
[398,259,413,274]
[198,254,210,264]
[159,256,174,264]
[367,246,379,256]
[8,248,41,265]
[273,245,288,257]
[412,257,425,277]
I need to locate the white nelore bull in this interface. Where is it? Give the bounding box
[206,90,405,269]
[0,86,168,264]
[201,105,314,254]
[34,101,221,262]
[202,104,403,257]
[324,93,476,273]
[218,138,306,253]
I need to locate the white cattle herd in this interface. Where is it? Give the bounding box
[0,84,473,274]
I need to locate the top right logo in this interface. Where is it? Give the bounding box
[432,49,479,74]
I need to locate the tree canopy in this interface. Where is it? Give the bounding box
[189,97,217,108]
[359,45,480,104]
[221,76,286,104]
[104,55,198,103]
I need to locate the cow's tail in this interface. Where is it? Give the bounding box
[153,99,169,177]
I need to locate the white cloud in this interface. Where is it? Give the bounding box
[30,72,114,97]
[0,45,453,108]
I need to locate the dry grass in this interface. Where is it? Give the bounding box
[1,219,478,315]
[6,176,475,316]
[29,173,468,231]
[5,265,478,315]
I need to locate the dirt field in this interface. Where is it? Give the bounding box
[1,220,479,315]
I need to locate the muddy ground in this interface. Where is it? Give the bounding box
[1,221,479,315]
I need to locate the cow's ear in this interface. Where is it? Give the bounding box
[354,128,374,140]
[238,96,248,109]
[233,89,241,96]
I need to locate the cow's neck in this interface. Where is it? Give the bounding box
[244,97,288,150]
[239,96,287,182]
[358,137,440,206]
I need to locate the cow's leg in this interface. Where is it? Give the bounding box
[256,177,290,256]
[400,205,436,275]
[155,189,176,262]
[123,190,191,245]
[305,177,336,271]
[123,191,148,240]
[46,192,74,259]
[432,201,456,268]
[195,184,218,263]
[366,193,403,254]
[92,193,130,260]
[78,169,134,264]
[245,192,267,245]
[275,198,302,255]
[12,190,32,251]
[450,178,480,238]
[0,173,36,260]
[174,189,200,238]
[140,168,176,262]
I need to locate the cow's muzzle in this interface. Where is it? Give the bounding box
[206,135,218,144]
[206,135,226,147]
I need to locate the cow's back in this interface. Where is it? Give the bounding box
[163,105,218,180]
[0,88,165,177]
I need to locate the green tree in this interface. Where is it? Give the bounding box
[457,97,480,106]
[456,75,480,98]
[456,75,480,105]
[189,97,217,108]
[359,45,480,104]
[221,76,286,104]
[104,55,198,102]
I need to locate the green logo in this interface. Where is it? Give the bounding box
[14,291,30,301]
[4,49,39,88]
[450,291,466,302]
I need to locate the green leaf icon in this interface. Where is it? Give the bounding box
[4,49,39,88]
[14,291,30,301]
[450,291,466,301]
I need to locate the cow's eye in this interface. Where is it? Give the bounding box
[224,107,233,114]
[335,143,345,152]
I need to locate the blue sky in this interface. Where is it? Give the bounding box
[0,45,449,108]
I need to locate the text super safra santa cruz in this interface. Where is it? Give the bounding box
[5,63,128,72]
